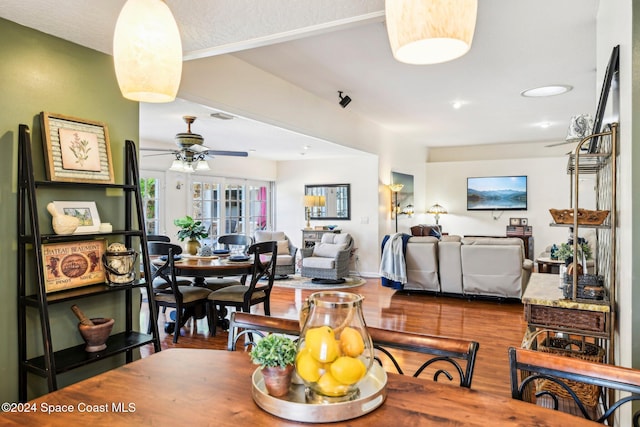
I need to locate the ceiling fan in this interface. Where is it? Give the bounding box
[141,116,249,166]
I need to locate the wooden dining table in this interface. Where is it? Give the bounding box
[152,255,254,286]
[0,349,598,426]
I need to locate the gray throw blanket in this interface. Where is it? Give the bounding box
[379,233,408,284]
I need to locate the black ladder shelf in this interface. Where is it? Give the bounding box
[17,124,161,401]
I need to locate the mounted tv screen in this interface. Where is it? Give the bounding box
[467,176,527,211]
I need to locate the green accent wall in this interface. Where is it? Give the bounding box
[0,18,140,402]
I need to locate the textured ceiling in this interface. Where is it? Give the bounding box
[0,0,600,160]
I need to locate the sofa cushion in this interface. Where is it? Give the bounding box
[320,233,350,246]
[407,236,439,244]
[276,240,289,255]
[313,242,345,258]
[255,231,286,242]
[302,257,335,269]
[410,224,442,238]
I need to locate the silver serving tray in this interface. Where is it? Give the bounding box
[252,363,387,423]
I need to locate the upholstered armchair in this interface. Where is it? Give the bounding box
[254,230,298,278]
[300,233,353,283]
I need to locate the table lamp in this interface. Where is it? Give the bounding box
[427,203,448,225]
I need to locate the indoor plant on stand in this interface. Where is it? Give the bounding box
[174,216,208,255]
[249,334,297,397]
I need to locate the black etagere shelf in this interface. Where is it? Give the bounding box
[17,124,160,401]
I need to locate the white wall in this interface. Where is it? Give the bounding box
[425,156,597,258]
[597,0,637,386]
[276,154,380,276]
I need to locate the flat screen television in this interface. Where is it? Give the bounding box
[467,176,527,211]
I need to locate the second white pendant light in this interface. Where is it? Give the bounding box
[385,0,478,65]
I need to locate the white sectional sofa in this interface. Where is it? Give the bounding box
[400,235,533,299]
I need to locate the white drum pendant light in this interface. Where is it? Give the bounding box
[385,0,478,65]
[113,0,182,102]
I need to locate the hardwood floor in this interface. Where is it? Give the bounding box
[140,278,528,398]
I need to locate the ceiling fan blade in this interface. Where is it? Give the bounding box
[143,152,177,157]
[204,150,249,157]
[140,147,177,153]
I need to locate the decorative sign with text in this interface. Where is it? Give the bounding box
[42,240,106,293]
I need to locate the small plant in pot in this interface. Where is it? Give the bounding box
[249,334,297,397]
[173,216,208,255]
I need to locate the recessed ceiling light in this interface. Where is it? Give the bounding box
[249,149,256,152]
[303,145,311,150]
[539,122,552,128]
[452,101,463,109]
[521,85,573,97]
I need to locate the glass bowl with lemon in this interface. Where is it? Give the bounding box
[296,291,374,402]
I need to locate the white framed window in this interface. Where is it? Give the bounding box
[139,171,164,235]
[189,176,272,244]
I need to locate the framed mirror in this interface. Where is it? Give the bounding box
[305,184,351,220]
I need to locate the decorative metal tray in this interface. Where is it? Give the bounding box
[252,363,387,423]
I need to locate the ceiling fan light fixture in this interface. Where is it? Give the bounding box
[195,160,210,171]
[113,0,183,103]
[385,0,478,65]
[169,159,186,172]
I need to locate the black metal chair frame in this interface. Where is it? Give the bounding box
[217,234,254,253]
[368,326,479,388]
[147,242,210,343]
[206,241,277,336]
[509,347,640,425]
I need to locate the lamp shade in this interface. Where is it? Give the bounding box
[389,183,404,192]
[304,195,317,207]
[113,0,183,102]
[385,0,478,65]
[427,203,448,215]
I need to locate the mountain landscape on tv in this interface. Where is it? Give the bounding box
[467,188,527,210]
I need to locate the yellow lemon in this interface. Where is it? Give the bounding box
[296,350,324,383]
[316,371,350,397]
[339,327,365,357]
[329,356,367,385]
[305,326,339,363]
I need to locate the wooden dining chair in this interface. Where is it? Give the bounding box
[368,326,480,388]
[509,347,640,424]
[146,239,193,291]
[227,312,300,351]
[204,234,255,290]
[147,242,212,343]
[206,241,277,336]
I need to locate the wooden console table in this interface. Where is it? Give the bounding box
[522,273,611,339]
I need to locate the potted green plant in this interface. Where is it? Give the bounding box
[173,216,208,255]
[555,241,592,264]
[249,334,297,397]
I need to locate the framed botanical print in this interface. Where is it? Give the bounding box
[41,112,115,183]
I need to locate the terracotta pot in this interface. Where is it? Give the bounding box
[185,239,200,256]
[261,365,294,397]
